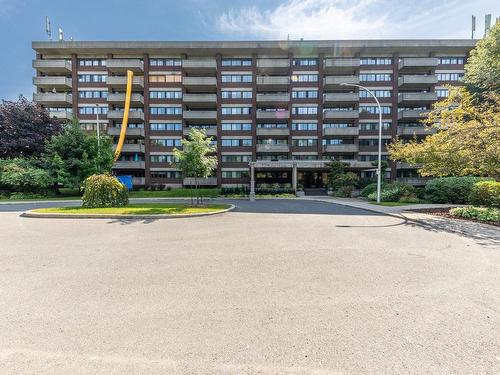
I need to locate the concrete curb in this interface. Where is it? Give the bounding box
[20,204,235,220]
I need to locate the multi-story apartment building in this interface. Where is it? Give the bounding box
[32,40,475,189]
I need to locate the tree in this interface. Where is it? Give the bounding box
[44,118,114,190]
[326,160,359,197]
[0,158,52,195]
[0,96,62,158]
[389,24,500,179]
[173,128,217,205]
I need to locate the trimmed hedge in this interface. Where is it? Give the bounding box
[424,177,492,204]
[450,206,500,223]
[367,182,416,202]
[469,181,500,208]
[82,174,128,208]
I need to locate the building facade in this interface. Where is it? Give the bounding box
[32,40,476,189]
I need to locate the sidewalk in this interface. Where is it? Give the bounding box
[300,196,500,246]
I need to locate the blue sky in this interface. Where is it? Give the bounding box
[0,0,498,100]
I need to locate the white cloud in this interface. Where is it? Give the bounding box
[216,0,497,40]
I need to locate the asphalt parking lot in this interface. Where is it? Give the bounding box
[0,199,499,374]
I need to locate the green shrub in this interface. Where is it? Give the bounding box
[0,158,52,194]
[82,174,128,208]
[367,182,415,202]
[469,181,500,208]
[450,206,500,223]
[360,183,382,197]
[425,177,492,204]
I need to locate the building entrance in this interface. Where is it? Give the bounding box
[299,171,327,188]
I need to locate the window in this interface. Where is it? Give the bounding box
[257,139,288,145]
[358,154,388,162]
[222,171,249,178]
[360,58,392,65]
[150,155,178,163]
[324,107,354,112]
[78,91,107,99]
[185,124,217,130]
[436,73,464,81]
[359,139,391,146]
[221,58,252,67]
[359,105,392,114]
[359,90,392,98]
[323,123,349,129]
[221,123,252,131]
[149,73,182,83]
[257,123,288,129]
[221,155,252,163]
[292,122,317,131]
[257,154,288,161]
[150,171,181,179]
[292,90,318,99]
[150,138,182,147]
[292,139,317,147]
[438,57,464,65]
[221,139,252,147]
[291,74,318,82]
[150,107,182,115]
[292,106,318,115]
[78,59,106,67]
[149,91,182,99]
[323,139,345,145]
[293,58,318,66]
[359,73,392,81]
[221,91,252,99]
[436,89,449,98]
[221,74,252,83]
[292,155,318,160]
[78,74,107,83]
[149,58,181,66]
[359,122,391,130]
[150,123,182,131]
[78,106,108,115]
[221,107,251,115]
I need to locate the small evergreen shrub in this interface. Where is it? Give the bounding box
[425,177,491,204]
[450,206,500,223]
[367,182,416,202]
[82,174,128,208]
[360,183,381,197]
[469,181,500,208]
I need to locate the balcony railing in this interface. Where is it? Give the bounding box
[112,161,145,169]
[33,76,72,89]
[398,57,438,71]
[324,58,360,70]
[256,110,290,120]
[33,59,72,73]
[397,92,437,103]
[107,127,145,137]
[398,125,436,135]
[183,110,217,119]
[323,144,358,153]
[107,110,145,121]
[323,110,359,119]
[256,144,290,153]
[256,93,290,102]
[323,93,359,102]
[107,93,144,105]
[256,76,289,86]
[33,93,72,105]
[113,144,145,153]
[323,127,359,136]
[324,76,359,86]
[256,128,290,136]
[397,110,430,120]
[256,59,290,69]
[106,59,144,72]
[107,76,144,89]
[48,111,73,120]
[183,127,217,136]
[398,75,438,87]
[183,77,217,86]
[182,59,217,69]
[183,94,217,102]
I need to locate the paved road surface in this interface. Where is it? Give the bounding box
[0,199,499,374]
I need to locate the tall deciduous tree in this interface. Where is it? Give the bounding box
[44,118,114,190]
[173,128,217,205]
[389,23,500,179]
[0,96,62,158]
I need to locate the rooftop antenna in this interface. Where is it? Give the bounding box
[58,28,64,41]
[45,16,51,40]
[484,14,492,36]
[471,15,476,39]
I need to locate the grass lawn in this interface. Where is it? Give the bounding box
[369,201,420,207]
[33,203,231,215]
[129,188,220,198]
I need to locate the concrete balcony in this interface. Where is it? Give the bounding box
[107,127,145,137]
[398,92,437,104]
[33,59,72,73]
[398,125,435,135]
[33,93,72,106]
[347,160,375,169]
[112,160,145,169]
[183,177,218,186]
[183,127,217,136]
[256,128,290,136]
[183,77,217,86]
[132,177,145,186]
[256,144,290,153]
[398,110,430,120]
[256,93,290,103]
[182,93,217,103]
[256,110,290,120]
[323,127,359,136]
[397,162,422,169]
[323,92,359,103]
[183,110,217,120]
[397,177,430,186]
[106,59,144,73]
[107,110,145,121]
[323,144,358,153]
[256,76,289,87]
[33,76,72,89]
[324,75,359,87]
[256,59,289,72]
[398,57,438,71]
[324,58,360,71]
[107,93,144,105]
[182,59,217,70]
[48,111,73,120]
[398,75,438,88]
[113,143,145,153]
[107,76,144,89]
[323,110,359,119]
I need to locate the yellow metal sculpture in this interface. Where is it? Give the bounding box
[113,69,134,161]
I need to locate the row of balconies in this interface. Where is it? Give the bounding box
[33,57,440,74]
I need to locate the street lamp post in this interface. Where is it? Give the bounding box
[340,83,383,203]
[95,103,101,172]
